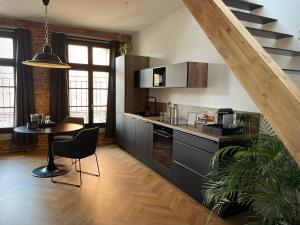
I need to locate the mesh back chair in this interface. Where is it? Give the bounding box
[53,116,84,141]
[51,127,100,188]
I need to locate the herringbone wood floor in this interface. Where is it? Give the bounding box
[0,145,247,225]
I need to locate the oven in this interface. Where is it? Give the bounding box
[152,124,173,169]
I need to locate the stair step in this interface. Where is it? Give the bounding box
[264,47,300,57]
[283,69,300,74]
[223,0,263,11]
[231,10,277,24]
[246,27,293,39]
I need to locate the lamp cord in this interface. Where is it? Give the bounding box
[44,5,49,45]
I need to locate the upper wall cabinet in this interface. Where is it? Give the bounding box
[139,68,153,88]
[136,62,208,89]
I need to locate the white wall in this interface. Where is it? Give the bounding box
[132,1,300,113]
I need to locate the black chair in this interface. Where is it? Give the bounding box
[53,116,84,141]
[51,127,100,188]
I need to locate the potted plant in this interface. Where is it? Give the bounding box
[119,42,132,55]
[203,133,300,225]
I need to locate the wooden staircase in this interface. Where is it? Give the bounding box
[183,0,300,166]
[223,0,300,73]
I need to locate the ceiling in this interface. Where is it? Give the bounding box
[0,0,183,34]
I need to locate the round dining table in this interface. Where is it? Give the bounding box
[14,123,83,178]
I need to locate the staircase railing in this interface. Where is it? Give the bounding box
[183,0,300,166]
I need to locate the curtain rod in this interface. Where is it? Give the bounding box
[0,27,16,32]
[65,35,111,44]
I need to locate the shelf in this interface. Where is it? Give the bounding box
[283,69,300,74]
[264,47,300,56]
[246,27,293,39]
[231,10,277,24]
[223,0,263,11]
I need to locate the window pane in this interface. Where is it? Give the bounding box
[93,72,109,89]
[69,70,89,123]
[0,66,14,128]
[93,47,110,66]
[69,89,88,106]
[70,107,88,124]
[68,45,88,64]
[93,106,106,123]
[69,70,88,88]
[93,89,107,106]
[0,107,14,128]
[0,38,13,59]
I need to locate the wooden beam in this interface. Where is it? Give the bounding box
[183,0,300,165]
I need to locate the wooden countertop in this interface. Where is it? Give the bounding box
[123,113,248,142]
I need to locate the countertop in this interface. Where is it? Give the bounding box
[123,113,248,142]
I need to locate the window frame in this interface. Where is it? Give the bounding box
[66,38,111,128]
[0,30,16,134]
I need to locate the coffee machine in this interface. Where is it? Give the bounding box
[217,108,234,128]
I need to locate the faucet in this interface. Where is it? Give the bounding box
[146,96,157,115]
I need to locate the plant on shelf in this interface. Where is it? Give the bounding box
[119,42,132,55]
[202,132,300,225]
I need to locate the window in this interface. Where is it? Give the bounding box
[0,32,15,130]
[67,39,111,125]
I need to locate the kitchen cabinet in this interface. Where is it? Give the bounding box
[172,131,214,203]
[118,114,248,218]
[173,141,213,175]
[137,62,208,88]
[116,113,125,148]
[172,161,206,203]
[139,68,153,88]
[116,55,149,114]
[124,116,136,155]
[135,119,151,165]
[165,62,208,88]
[173,130,218,154]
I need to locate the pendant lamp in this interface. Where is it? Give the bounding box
[23,0,70,69]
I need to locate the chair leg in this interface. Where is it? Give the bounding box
[51,158,81,188]
[75,159,78,171]
[78,159,82,187]
[95,153,100,177]
[74,154,100,177]
[51,156,54,183]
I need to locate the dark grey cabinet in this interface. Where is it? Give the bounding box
[172,131,217,204]
[124,116,136,155]
[135,119,151,165]
[116,113,125,148]
[173,141,213,175]
[172,162,206,203]
[174,131,218,154]
[118,115,246,217]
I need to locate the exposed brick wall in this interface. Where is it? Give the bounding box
[0,17,127,152]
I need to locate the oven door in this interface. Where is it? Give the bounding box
[152,129,173,169]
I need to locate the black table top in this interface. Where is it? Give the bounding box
[14,123,83,134]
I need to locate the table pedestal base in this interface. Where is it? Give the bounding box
[32,164,70,178]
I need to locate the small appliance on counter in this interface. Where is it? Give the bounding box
[217,108,234,128]
[202,108,241,136]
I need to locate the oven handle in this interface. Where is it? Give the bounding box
[153,130,173,139]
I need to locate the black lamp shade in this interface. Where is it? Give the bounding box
[23,45,70,69]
